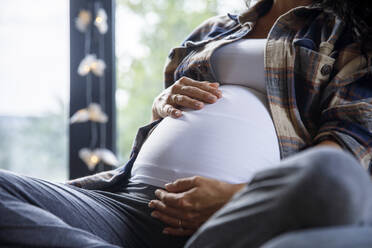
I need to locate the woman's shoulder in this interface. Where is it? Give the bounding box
[295,10,371,73]
[182,14,239,45]
[324,15,372,74]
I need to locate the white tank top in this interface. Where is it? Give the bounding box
[130,39,280,187]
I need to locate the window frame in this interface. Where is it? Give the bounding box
[69,0,117,179]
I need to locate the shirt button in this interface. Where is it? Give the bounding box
[320,64,332,76]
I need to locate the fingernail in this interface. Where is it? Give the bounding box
[175,110,181,116]
[163,229,169,234]
[208,95,217,101]
[151,212,158,218]
[195,102,203,108]
[165,183,171,188]
[148,201,154,208]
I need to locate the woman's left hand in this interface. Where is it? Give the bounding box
[148,176,245,236]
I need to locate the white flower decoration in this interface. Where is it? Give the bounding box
[90,59,106,76]
[77,54,106,77]
[79,148,119,170]
[79,148,100,170]
[75,9,92,32]
[94,8,108,34]
[70,109,90,123]
[78,54,95,76]
[70,103,108,124]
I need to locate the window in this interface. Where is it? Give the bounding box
[116,0,247,160]
[0,0,69,181]
[0,0,248,181]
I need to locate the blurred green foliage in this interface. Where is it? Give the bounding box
[0,0,246,180]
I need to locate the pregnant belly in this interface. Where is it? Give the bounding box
[131,85,281,187]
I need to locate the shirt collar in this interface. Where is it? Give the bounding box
[237,1,263,25]
[237,0,322,25]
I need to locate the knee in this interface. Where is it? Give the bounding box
[0,169,9,184]
[284,147,371,226]
[0,169,18,189]
[300,147,368,188]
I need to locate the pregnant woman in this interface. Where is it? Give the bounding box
[1,0,371,247]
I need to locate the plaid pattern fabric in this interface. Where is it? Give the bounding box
[68,1,372,190]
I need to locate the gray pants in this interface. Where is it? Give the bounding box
[186,147,372,248]
[0,173,187,247]
[1,147,372,247]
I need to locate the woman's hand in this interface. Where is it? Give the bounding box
[151,77,222,121]
[148,176,246,236]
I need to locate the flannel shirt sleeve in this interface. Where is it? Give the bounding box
[65,169,120,189]
[164,14,237,89]
[65,118,163,189]
[313,60,372,169]
[181,14,233,45]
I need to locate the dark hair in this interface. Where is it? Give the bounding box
[312,0,372,52]
[246,0,372,52]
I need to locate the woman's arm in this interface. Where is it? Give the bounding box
[315,139,342,149]
[149,140,345,237]
[149,176,246,236]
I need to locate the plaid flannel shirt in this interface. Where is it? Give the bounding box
[68,1,372,190]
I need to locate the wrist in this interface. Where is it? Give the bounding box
[222,182,246,201]
[231,183,246,194]
[151,105,161,122]
[315,139,342,150]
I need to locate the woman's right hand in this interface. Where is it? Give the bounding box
[151,77,222,121]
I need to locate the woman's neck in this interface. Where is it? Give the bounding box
[270,0,313,17]
[245,0,313,39]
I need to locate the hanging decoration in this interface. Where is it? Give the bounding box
[75,9,92,33]
[70,103,108,124]
[79,148,119,171]
[71,3,119,172]
[94,8,108,34]
[78,54,106,77]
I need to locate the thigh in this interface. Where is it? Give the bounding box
[0,170,188,247]
[185,147,372,248]
[0,169,133,246]
[261,226,372,248]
